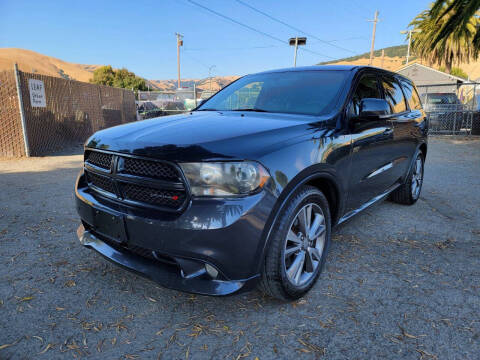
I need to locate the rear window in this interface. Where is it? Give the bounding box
[198,70,349,116]
[400,79,422,110]
[381,76,407,113]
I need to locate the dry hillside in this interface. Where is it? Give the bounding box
[149,75,240,91]
[0,48,99,82]
[324,45,480,80]
[4,46,480,91]
[330,56,480,80]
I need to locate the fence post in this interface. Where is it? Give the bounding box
[193,83,197,108]
[471,84,477,135]
[13,63,30,157]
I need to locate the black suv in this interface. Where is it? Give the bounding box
[75,66,427,300]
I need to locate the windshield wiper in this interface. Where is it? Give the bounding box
[232,108,269,112]
[196,108,219,111]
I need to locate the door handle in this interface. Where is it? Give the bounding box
[383,128,394,136]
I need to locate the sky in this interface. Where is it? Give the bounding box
[0,0,431,80]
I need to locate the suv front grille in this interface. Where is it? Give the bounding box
[86,151,112,170]
[86,171,116,194]
[122,157,179,181]
[83,150,188,211]
[121,182,185,208]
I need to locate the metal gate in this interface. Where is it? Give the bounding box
[417,83,480,135]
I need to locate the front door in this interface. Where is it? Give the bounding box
[345,72,396,213]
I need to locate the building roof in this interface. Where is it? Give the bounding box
[396,62,466,83]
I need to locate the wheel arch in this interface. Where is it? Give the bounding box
[419,142,427,158]
[254,168,344,275]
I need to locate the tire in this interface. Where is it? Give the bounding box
[389,150,424,205]
[259,185,331,301]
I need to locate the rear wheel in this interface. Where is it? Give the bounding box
[259,185,331,301]
[389,151,424,205]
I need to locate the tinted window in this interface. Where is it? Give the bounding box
[351,73,380,116]
[382,76,407,113]
[198,70,349,116]
[400,79,422,110]
[422,93,460,104]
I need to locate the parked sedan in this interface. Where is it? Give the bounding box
[75,66,427,300]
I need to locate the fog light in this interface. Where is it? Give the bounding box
[205,264,218,279]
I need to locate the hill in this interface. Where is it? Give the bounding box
[319,44,480,80]
[319,45,411,65]
[0,48,239,91]
[0,48,100,82]
[4,46,480,93]
[149,76,240,92]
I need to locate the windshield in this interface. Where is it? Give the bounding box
[197,70,349,116]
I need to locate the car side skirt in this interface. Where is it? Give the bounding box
[337,182,401,225]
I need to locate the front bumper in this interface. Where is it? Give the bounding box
[77,225,258,295]
[75,172,277,296]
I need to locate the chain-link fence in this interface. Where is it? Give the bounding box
[0,68,137,157]
[417,83,480,135]
[137,88,216,120]
[0,70,26,157]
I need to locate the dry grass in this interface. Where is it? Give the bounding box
[0,48,99,82]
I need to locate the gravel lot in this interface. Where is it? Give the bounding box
[1,137,479,360]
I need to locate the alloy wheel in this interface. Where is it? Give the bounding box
[284,203,326,286]
[411,156,423,199]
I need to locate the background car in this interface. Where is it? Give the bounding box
[421,92,465,133]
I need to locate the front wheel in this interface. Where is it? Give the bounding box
[259,185,331,301]
[390,151,424,205]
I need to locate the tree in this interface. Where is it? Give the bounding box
[409,1,480,73]
[90,65,115,86]
[439,66,469,78]
[430,0,480,53]
[90,65,147,91]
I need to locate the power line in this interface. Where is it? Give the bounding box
[186,0,335,60]
[234,0,357,54]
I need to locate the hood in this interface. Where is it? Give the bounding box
[85,111,328,162]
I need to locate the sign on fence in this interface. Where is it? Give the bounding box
[28,79,46,107]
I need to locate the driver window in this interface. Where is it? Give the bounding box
[350,74,380,116]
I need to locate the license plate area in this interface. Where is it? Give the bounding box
[91,208,128,244]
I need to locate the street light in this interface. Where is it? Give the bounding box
[289,37,307,67]
[400,29,421,65]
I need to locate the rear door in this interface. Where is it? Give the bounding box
[381,75,423,181]
[345,71,396,213]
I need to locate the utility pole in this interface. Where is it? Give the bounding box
[176,33,183,89]
[208,65,216,91]
[400,29,421,65]
[368,10,379,66]
[381,49,385,68]
[293,37,298,67]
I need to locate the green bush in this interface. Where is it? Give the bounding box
[90,65,147,91]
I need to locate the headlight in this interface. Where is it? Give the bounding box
[180,161,270,196]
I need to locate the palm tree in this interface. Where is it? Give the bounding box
[410,1,480,73]
[430,0,480,52]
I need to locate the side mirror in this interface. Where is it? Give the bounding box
[358,98,391,119]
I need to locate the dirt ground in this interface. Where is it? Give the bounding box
[1,137,479,359]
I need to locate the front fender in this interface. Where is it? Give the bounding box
[252,131,352,275]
